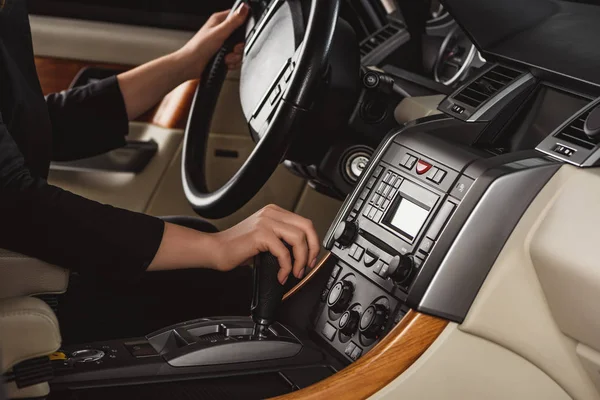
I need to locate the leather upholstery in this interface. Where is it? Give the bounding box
[0,249,69,299]
[0,296,61,372]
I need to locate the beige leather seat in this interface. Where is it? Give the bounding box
[0,249,68,399]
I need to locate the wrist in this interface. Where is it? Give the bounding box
[171,47,209,83]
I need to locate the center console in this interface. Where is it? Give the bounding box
[46,116,563,399]
[313,115,562,363]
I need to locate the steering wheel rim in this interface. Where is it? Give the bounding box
[433,25,476,86]
[182,0,341,219]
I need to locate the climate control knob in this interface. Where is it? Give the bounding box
[333,221,358,247]
[327,281,354,313]
[339,310,360,336]
[385,254,414,285]
[359,304,388,339]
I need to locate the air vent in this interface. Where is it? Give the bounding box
[360,20,409,65]
[555,109,600,150]
[454,65,523,108]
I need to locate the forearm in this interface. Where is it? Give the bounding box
[147,222,220,272]
[117,51,202,120]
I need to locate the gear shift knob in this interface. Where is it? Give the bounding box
[251,243,300,338]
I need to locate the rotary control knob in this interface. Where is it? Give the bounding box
[339,309,360,336]
[385,254,414,285]
[333,221,358,247]
[327,280,354,313]
[359,304,388,339]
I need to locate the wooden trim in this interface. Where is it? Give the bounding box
[34,56,130,95]
[34,56,197,129]
[150,79,199,130]
[270,310,448,400]
[283,252,332,301]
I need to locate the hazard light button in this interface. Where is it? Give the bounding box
[415,160,432,175]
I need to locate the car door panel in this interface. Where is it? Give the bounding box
[31,14,313,230]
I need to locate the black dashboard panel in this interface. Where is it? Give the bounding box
[443,0,600,87]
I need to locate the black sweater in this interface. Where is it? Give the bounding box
[0,0,164,280]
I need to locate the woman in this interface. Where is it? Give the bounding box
[0,2,320,342]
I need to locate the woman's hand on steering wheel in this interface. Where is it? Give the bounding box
[176,4,249,81]
[213,205,320,285]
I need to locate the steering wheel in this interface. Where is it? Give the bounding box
[182,0,340,219]
[433,25,476,86]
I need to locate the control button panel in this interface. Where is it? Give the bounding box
[383,143,460,193]
[314,262,398,362]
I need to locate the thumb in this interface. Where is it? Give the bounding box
[219,3,250,36]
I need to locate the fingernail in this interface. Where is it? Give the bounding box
[282,275,288,285]
[300,267,306,278]
[310,258,317,269]
[236,3,248,15]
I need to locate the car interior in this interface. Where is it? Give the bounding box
[2,0,600,398]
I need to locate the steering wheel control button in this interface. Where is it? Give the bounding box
[334,221,358,247]
[269,85,282,105]
[339,310,360,335]
[374,166,384,177]
[322,322,337,341]
[364,250,378,267]
[359,304,388,339]
[416,160,433,175]
[328,281,354,313]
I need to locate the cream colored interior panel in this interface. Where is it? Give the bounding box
[145,138,306,231]
[49,122,183,213]
[0,249,68,299]
[371,324,570,400]
[459,165,599,400]
[578,344,600,394]
[30,15,192,64]
[0,297,61,372]
[394,95,445,124]
[529,168,600,352]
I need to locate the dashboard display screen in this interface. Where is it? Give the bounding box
[388,197,430,241]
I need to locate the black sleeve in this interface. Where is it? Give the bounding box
[45,76,129,162]
[0,114,164,281]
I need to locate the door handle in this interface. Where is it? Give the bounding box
[50,140,158,174]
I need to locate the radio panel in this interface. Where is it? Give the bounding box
[314,136,474,363]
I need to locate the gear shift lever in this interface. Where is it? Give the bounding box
[251,243,300,338]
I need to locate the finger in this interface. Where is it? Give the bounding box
[228,62,242,71]
[233,43,245,54]
[218,3,249,36]
[272,223,309,280]
[261,232,294,285]
[268,206,320,270]
[207,9,231,26]
[225,53,242,65]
